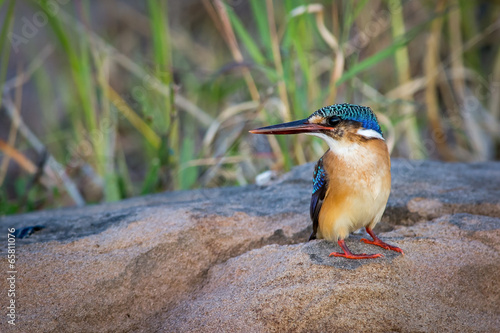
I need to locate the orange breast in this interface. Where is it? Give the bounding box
[317,138,391,241]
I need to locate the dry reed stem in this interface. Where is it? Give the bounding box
[436,70,469,151]
[211,0,260,102]
[446,0,467,147]
[266,0,291,122]
[386,67,488,101]
[203,101,260,149]
[104,83,161,149]
[0,140,57,201]
[182,156,246,169]
[0,139,37,175]
[448,1,466,105]
[424,0,455,161]
[289,4,344,105]
[2,46,53,93]
[490,51,500,120]
[316,8,344,104]
[201,0,225,38]
[351,78,395,153]
[391,0,423,158]
[0,64,23,185]
[1,95,85,206]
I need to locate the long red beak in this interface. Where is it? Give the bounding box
[249,119,324,135]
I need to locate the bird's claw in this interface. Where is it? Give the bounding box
[360,238,405,255]
[329,251,384,259]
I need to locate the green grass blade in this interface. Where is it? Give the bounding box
[345,0,369,39]
[148,0,173,131]
[285,4,317,117]
[226,5,266,65]
[148,0,178,188]
[37,1,94,141]
[141,158,160,195]
[179,133,197,190]
[0,0,14,53]
[249,0,272,60]
[337,11,447,86]
[458,0,481,73]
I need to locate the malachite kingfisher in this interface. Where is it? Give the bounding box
[250,103,404,259]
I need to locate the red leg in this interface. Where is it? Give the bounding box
[361,227,405,255]
[329,239,383,259]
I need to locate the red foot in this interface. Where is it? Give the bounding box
[361,227,405,255]
[329,251,383,259]
[328,239,383,260]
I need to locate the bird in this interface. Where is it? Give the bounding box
[250,103,404,259]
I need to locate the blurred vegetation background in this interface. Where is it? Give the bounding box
[0,0,499,216]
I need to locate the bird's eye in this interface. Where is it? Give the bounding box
[327,116,340,127]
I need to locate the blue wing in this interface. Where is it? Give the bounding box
[309,156,328,240]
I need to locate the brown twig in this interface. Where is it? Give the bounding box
[0,63,23,186]
[0,139,37,174]
[1,95,85,206]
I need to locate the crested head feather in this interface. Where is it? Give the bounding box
[308,103,382,135]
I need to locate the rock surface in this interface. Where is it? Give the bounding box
[164,214,500,332]
[0,159,499,332]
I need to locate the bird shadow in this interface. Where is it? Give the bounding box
[302,235,404,270]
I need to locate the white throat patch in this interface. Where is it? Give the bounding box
[306,129,384,156]
[305,133,338,151]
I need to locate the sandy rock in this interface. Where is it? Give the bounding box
[163,214,500,332]
[0,159,499,332]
